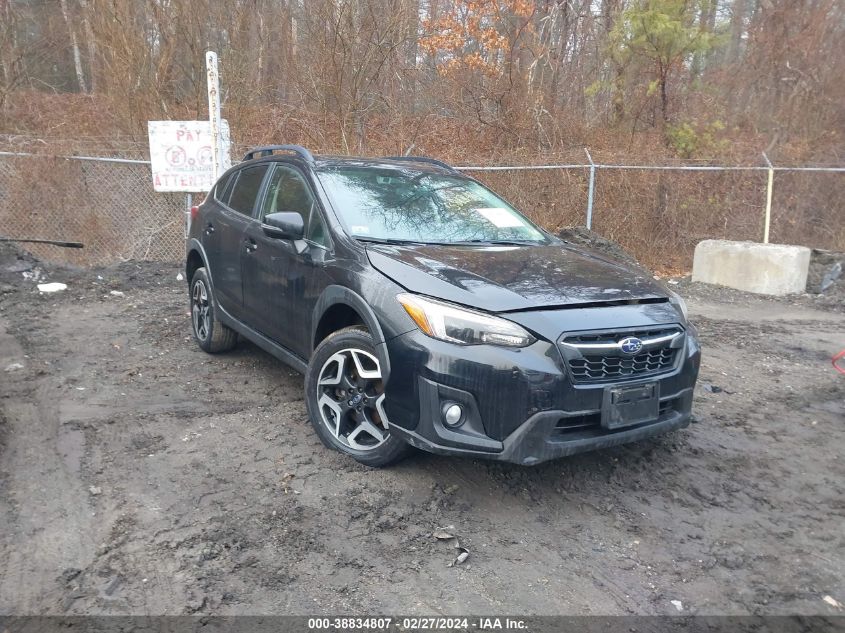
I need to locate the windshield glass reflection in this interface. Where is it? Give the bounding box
[316,166,546,244]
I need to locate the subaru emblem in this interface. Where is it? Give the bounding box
[619,337,643,355]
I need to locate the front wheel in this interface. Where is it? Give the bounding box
[305,327,411,467]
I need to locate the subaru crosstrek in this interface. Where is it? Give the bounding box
[186,145,700,466]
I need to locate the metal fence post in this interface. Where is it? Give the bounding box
[584,148,596,230]
[185,193,192,239]
[762,152,774,244]
[206,51,222,182]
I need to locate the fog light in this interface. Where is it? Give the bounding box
[443,403,464,427]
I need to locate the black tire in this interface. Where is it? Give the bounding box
[190,267,238,353]
[305,326,411,467]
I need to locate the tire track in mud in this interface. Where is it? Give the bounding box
[0,316,103,613]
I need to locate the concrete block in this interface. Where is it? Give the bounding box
[692,240,811,295]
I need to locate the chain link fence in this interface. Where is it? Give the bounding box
[0,150,843,270]
[461,164,845,269]
[0,152,189,266]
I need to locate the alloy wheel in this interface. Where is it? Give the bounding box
[316,348,389,451]
[192,279,211,341]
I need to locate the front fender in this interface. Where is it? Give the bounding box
[312,285,408,382]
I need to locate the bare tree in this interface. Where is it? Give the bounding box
[77,0,97,92]
[59,0,87,93]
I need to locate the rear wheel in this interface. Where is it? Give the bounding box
[190,267,238,353]
[305,327,411,467]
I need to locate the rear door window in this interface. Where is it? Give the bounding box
[228,165,269,215]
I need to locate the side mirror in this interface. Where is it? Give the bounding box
[263,212,305,240]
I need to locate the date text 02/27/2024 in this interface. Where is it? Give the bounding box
[306,617,528,631]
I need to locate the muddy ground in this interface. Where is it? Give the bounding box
[0,245,843,617]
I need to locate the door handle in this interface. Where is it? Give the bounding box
[244,238,257,253]
[204,223,215,235]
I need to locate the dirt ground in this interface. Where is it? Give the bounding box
[0,244,843,617]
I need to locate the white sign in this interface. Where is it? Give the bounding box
[147,120,230,192]
[475,207,524,228]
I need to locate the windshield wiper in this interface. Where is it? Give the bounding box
[354,236,427,246]
[355,237,542,247]
[450,239,542,246]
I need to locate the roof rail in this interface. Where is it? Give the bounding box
[383,155,459,173]
[242,145,315,163]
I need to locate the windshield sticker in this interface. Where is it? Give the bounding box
[475,207,523,228]
[351,225,371,234]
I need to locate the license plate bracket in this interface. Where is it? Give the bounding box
[601,382,659,430]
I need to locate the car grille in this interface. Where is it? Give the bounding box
[560,327,683,383]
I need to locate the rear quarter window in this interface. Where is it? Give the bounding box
[215,173,236,204]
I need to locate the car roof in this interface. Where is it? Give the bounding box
[313,156,457,174]
[237,152,459,177]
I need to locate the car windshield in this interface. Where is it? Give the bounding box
[316,166,547,244]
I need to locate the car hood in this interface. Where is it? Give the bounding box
[366,242,669,313]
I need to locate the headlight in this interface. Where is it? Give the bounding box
[397,293,535,347]
[669,292,689,321]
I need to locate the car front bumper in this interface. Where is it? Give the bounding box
[380,310,701,466]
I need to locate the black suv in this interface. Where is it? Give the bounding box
[186,145,700,466]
